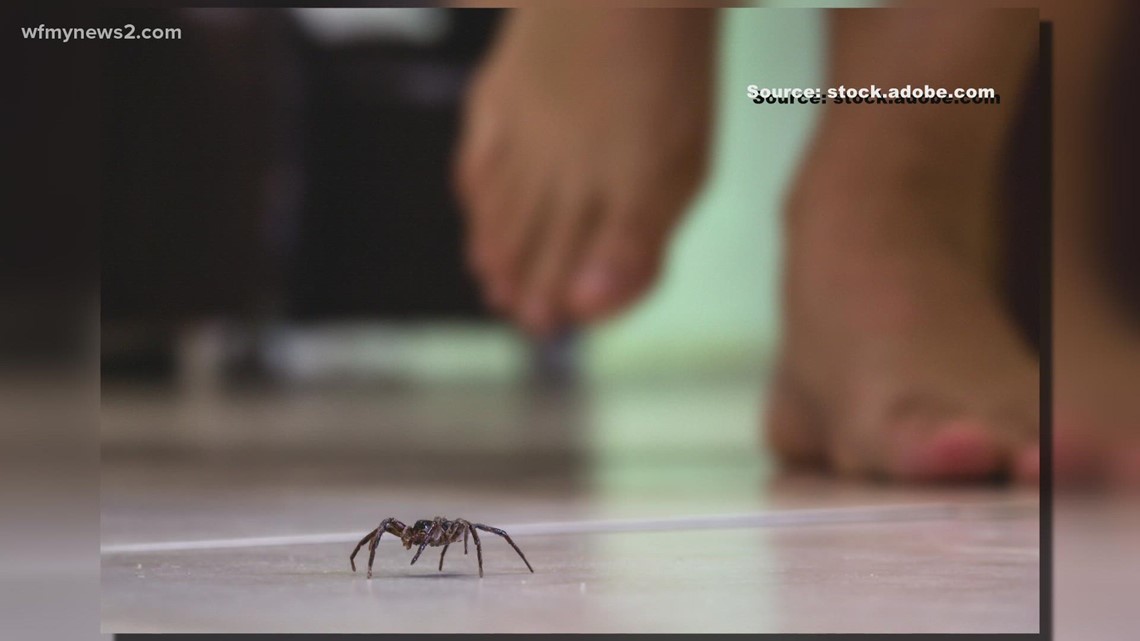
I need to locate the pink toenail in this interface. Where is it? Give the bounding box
[890,422,1003,482]
[573,268,611,309]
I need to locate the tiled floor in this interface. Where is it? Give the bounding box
[101,456,1040,633]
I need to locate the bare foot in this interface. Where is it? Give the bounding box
[1054,192,1140,489]
[764,10,1041,483]
[765,149,1040,483]
[1048,0,1140,490]
[453,8,715,335]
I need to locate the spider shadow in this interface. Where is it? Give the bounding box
[397,571,481,579]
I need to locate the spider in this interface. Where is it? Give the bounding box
[349,517,534,578]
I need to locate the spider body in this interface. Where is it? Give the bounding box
[350,516,534,578]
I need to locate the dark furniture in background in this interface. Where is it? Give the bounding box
[100,9,503,380]
[102,9,501,326]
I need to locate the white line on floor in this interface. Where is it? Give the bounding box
[101,500,1037,555]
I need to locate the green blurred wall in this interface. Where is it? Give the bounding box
[583,9,825,382]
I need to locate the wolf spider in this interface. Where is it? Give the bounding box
[350,517,534,578]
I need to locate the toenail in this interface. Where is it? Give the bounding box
[889,423,1004,482]
[573,267,611,307]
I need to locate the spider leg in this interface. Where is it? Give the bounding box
[437,519,464,570]
[438,544,450,571]
[463,526,469,554]
[410,518,443,566]
[365,518,403,579]
[444,520,463,552]
[409,539,430,566]
[466,523,484,578]
[350,528,378,572]
[473,524,534,573]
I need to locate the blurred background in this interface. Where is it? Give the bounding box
[95,12,845,632]
[100,7,823,478]
[2,3,1136,638]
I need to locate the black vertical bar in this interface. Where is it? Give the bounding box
[1038,18,1054,641]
